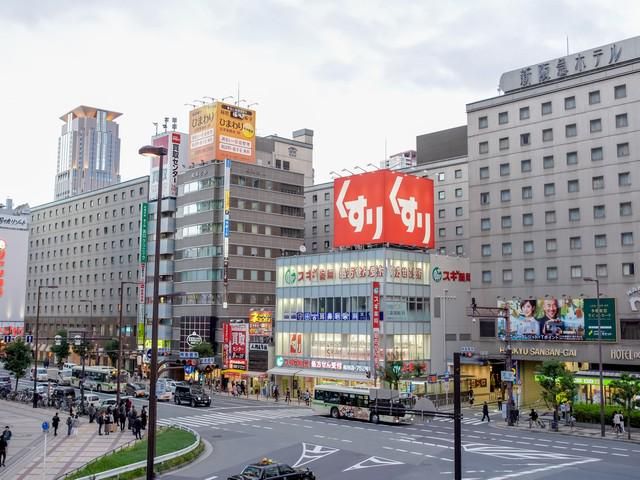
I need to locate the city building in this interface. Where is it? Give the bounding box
[256,129,314,186]
[0,198,31,337]
[54,105,122,200]
[24,177,148,369]
[466,36,640,406]
[381,150,417,170]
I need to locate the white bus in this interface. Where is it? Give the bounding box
[70,366,128,392]
[311,384,412,424]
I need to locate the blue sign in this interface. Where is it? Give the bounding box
[223,218,230,237]
[146,349,152,360]
[3,335,11,343]
[184,366,194,374]
[179,351,199,359]
[293,312,370,321]
[42,421,49,432]
[25,335,33,343]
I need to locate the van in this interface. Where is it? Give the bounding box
[62,362,77,370]
[57,369,72,386]
[47,368,61,383]
[30,367,48,382]
[83,394,101,408]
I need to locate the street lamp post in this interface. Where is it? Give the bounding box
[584,277,606,437]
[139,144,167,479]
[80,300,93,365]
[33,285,58,408]
[117,281,138,406]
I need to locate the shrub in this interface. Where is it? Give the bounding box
[573,403,640,428]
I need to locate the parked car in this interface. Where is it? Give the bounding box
[228,459,315,480]
[30,367,48,382]
[51,386,76,402]
[57,369,72,386]
[82,393,101,408]
[0,375,11,390]
[125,382,147,398]
[99,396,132,409]
[174,384,211,407]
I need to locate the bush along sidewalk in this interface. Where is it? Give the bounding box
[573,403,640,428]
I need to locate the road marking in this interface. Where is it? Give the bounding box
[591,451,607,454]
[571,448,587,452]
[573,443,588,446]
[555,441,569,444]
[396,448,408,452]
[203,476,218,480]
[383,446,394,450]
[292,443,339,468]
[410,451,422,455]
[611,453,628,457]
[485,458,600,480]
[611,447,628,451]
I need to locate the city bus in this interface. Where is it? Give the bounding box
[311,384,412,424]
[70,366,129,392]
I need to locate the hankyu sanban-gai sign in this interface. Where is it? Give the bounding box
[334,170,435,248]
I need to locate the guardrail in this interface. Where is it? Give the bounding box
[56,424,200,480]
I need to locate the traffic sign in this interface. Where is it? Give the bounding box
[199,357,215,365]
[3,335,11,343]
[184,366,194,374]
[25,335,33,343]
[42,421,49,432]
[146,349,152,360]
[179,351,199,359]
[501,370,514,382]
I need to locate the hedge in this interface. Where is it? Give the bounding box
[573,403,640,428]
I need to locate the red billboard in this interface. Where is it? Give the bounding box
[334,170,434,248]
[223,323,248,370]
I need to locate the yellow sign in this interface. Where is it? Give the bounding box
[249,311,272,336]
[214,103,256,164]
[189,105,216,165]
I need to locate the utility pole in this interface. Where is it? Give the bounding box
[453,351,462,480]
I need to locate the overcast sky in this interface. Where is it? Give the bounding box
[1,0,638,207]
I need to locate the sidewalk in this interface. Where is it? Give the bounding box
[0,400,139,479]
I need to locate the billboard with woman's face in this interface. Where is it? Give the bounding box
[497,297,617,342]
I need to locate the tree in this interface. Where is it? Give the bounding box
[104,339,120,367]
[71,335,93,363]
[535,360,577,426]
[610,374,640,440]
[49,330,70,368]
[379,361,403,390]
[191,341,214,358]
[5,340,32,391]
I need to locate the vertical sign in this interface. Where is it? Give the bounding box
[189,104,216,165]
[225,323,248,370]
[372,281,381,381]
[222,323,231,369]
[170,132,181,197]
[137,203,148,349]
[222,159,231,309]
[583,298,617,341]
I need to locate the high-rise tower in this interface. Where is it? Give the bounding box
[54,105,122,200]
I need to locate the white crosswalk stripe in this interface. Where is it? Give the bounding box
[157,408,313,428]
[432,417,485,426]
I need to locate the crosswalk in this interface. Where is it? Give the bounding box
[430,416,487,426]
[157,408,313,429]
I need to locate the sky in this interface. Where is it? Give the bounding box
[1,0,639,207]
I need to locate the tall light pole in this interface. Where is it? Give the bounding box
[80,300,93,365]
[117,281,138,406]
[33,285,58,408]
[584,277,606,437]
[139,144,167,479]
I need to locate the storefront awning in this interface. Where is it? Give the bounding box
[267,367,371,383]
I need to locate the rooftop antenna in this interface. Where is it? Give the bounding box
[236,99,247,106]
[162,117,169,132]
[152,122,159,136]
[384,137,388,160]
[566,35,570,55]
[171,117,178,131]
[237,82,240,106]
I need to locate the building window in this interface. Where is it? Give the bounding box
[619,171,631,186]
[503,269,513,282]
[520,133,531,146]
[543,155,554,169]
[323,224,330,233]
[312,210,317,219]
[590,118,602,133]
[438,247,446,255]
[617,142,630,157]
[480,192,490,205]
[519,106,530,120]
[594,234,607,248]
[521,159,532,173]
[324,192,330,201]
[591,147,603,161]
[623,263,636,276]
[570,265,582,279]
[438,228,446,237]
[498,163,509,176]
[523,240,534,254]
[500,189,511,202]
[546,238,557,251]
[570,236,582,250]
[324,208,330,216]
[542,128,553,142]
[620,202,632,216]
[481,244,491,257]
[455,245,463,255]
[541,101,552,115]
[479,166,489,179]
[616,113,628,128]
[621,232,634,246]
[522,213,533,226]
[569,208,580,221]
[455,225,463,236]
[455,206,463,216]
[596,264,608,278]
[438,191,445,200]
[544,183,555,196]
[502,242,512,256]
[547,267,558,281]
[545,210,556,224]
[438,172,445,181]
[522,186,533,199]
[564,96,576,110]
[524,268,535,281]
[592,176,605,190]
[499,137,509,150]
[565,123,577,137]
[482,271,492,283]
[481,218,491,231]
[614,84,627,99]
[455,169,462,179]
[312,194,317,203]
[478,116,488,129]
[479,141,489,154]
[589,90,601,104]
[501,216,512,229]
[566,151,578,165]
[438,208,445,219]
[455,188,463,198]
[498,111,509,124]
[567,179,579,193]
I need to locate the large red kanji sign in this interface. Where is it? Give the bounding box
[334,170,434,248]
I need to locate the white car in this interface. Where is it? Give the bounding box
[83,394,101,408]
[57,369,72,386]
[30,367,48,382]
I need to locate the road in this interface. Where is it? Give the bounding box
[5,372,639,479]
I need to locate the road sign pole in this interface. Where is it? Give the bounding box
[41,421,49,480]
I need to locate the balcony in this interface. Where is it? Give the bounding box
[160,217,176,233]
[146,302,172,319]
[147,239,175,255]
[158,281,173,296]
[147,259,174,276]
[148,198,177,214]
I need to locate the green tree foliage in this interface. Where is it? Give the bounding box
[379,361,403,390]
[535,360,577,421]
[5,339,32,391]
[191,341,214,358]
[610,373,640,440]
[50,330,70,367]
[104,339,120,367]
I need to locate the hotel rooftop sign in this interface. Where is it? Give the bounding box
[499,36,640,93]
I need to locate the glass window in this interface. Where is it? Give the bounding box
[566,151,578,165]
[438,227,446,237]
[456,225,463,236]
[522,213,533,226]
[570,265,582,279]
[500,163,510,176]
[546,238,557,251]
[438,191,445,200]
[620,202,632,216]
[621,232,634,246]
[589,90,600,105]
[455,188,463,198]
[590,118,602,133]
[455,206,463,216]
[541,101,552,115]
[519,107,530,120]
[481,244,491,257]
[542,128,553,141]
[569,208,580,221]
[479,141,489,154]
[596,264,608,278]
[544,183,555,196]
[622,263,635,276]
[617,142,630,157]
[543,155,554,169]
[499,137,509,150]
[570,236,582,250]
[479,166,489,179]
[522,186,532,199]
[564,96,576,110]
[521,159,531,172]
[545,210,556,224]
[524,268,535,281]
[500,189,511,202]
[523,240,534,253]
[455,169,462,179]
[568,179,579,193]
[592,176,605,190]
[619,172,631,186]
[594,234,607,248]
[616,113,628,128]
[503,269,513,282]
[438,172,445,181]
[502,242,512,256]
[455,245,463,255]
[566,124,577,137]
[480,192,490,205]
[481,218,491,231]
[614,84,627,99]
[520,133,531,146]
[498,111,509,124]
[501,216,512,229]
[482,271,492,283]
[547,267,558,280]
[478,116,488,129]
[438,208,445,219]
[591,147,603,161]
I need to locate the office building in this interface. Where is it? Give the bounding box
[381,150,417,170]
[256,129,314,186]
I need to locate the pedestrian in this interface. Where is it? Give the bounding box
[274,385,279,402]
[97,411,104,435]
[127,409,135,430]
[119,410,126,432]
[88,404,96,424]
[52,413,60,436]
[125,398,132,414]
[104,412,111,436]
[285,388,291,404]
[482,402,490,422]
[133,416,143,440]
[2,427,11,444]
[140,406,147,430]
[304,389,311,406]
[0,435,6,467]
[468,389,474,406]
[66,416,73,436]
[72,415,80,436]
[497,398,502,413]
[613,411,621,434]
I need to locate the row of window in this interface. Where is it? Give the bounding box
[436,187,464,200]
[29,239,138,260]
[27,286,137,302]
[482,231,634,257]
[29,254,138,273]
[26,303,137,315]
[479,202,633,230]
[28,269,137,286]
[173,293,273,306]
[482,262,636,284]
[309,240,331,251]
[310,191,332,203]
[31,222,138,244]
[32,206,139,233]
[438,206,464,218]
[180,222,304,239]
[436,169,464,182]
[478,84,627,128]
[480,132,630,155]
[310,224,331,234]
[311,208,332,218]
[33,187,146,220]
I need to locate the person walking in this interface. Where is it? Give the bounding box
[0,435,7,467]
[133,416,143,440]
[1,427,11,445]
[52,413,60,436]
[119,409,126,432]
[104,411,111,436]
[140,406,147,430]
[72,415,80,436]
[88,404,96,424]
[97,411,104,435]
[482,402,490,422]
[66,416,73,436]
[285,388,291,404]
[273,385,279,402]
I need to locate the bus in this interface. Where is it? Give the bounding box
[70,366,129,392]
[311,384,412,424]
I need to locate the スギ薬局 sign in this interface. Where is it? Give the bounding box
[334,170,434,248]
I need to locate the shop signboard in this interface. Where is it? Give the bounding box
[372,282,381,374]
[249,311,272,336]
[189,104,216,165]
[214,102,256,164]
[334,169,434,249]
[225,323,248,370]
[497,296,617,342]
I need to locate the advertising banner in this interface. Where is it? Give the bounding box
[150,132,186,199]
[249,311,272,336]
[0,224,29,329]
[497,297,617,342]
[372,281,381,375]
[222,323,231,369]
[214,103,256,164]
[289,333,303,355]
[224,323,248,370]
[222,159,231,309]
[189,104,216,165]
[334,170,434,249]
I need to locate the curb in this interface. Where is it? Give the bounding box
[491,420,640,445]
